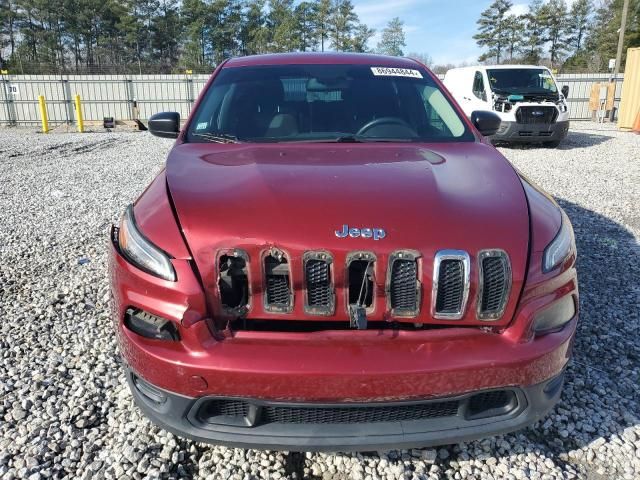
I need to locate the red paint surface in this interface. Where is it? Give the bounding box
[110,53,579,402]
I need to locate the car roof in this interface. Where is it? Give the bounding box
[448,65,550,72]
[224,52,424,69]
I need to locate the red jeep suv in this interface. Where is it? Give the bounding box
[109,53,578,451]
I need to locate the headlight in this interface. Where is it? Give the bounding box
[118,205,176,281]
[543,210,575,273]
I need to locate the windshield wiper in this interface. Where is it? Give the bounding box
[191,132,241,144]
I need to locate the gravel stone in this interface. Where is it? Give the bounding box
[0,123,638,479]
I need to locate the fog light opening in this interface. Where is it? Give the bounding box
[132,373,167,405]
[124,308,179,341]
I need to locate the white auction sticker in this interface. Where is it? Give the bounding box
[371,67,423,79]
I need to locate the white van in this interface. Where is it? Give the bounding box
[443,65,570,146]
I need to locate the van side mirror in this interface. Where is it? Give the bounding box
[470,110,501,137]
[561,85,569,99]
[149,112,180,139]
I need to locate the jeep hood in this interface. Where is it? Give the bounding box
[165,142,529,325]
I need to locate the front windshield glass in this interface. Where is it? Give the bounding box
[186,64,474,143]
[487,68,558,97]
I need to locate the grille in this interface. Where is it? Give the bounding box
[264,253,292,311]
[195,391,518,427]
[266,276,290,305]
[203,399,249,417]
[262,401,459,424]
[468,390,512,416]
[435,259,465,314]
[305,259,332,309]
[478,253,510,319]
[515,106,558,125]
[390,258,419,315]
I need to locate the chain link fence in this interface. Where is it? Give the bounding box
[0,72,625,127]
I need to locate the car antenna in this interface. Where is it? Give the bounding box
[349,260,373,330]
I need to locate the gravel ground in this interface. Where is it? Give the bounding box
[0,123,639,480]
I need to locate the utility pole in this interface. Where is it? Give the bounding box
[610,0,630,120]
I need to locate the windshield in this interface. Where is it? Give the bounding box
[186,64,474,143]
[486,68,558,97]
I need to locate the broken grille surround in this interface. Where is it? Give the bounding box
[214,248,512,322]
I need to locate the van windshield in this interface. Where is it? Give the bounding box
[186,64,474,143]
[486,68,558,97]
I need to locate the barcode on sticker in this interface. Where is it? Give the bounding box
[371,67,423,78]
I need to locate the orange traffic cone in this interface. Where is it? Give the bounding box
[633,110,640,134]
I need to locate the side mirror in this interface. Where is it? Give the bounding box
[470,110,501,137]
[561,85,569,99]
[149,112,180,139]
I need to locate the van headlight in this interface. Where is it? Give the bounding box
[118,205,176,281]
[543,210,575,273]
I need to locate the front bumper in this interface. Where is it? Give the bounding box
[491,120,569,143]
[110,224,579,449]
[126,366,565,451]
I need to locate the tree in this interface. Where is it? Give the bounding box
[329,0,357,51]
[239,0,269,55]
[585,0,640,71]
[377,17,405,56]
[350,23,374,52]
[541,0,569,67]
[407,52,432,67]
[503,14,523,61]
[295,1,318,51]
[313,0,333,51]
[0,0,18,67]
[520,0,546,64]
[269,0,298,52]
[473,0,513,64]
[567,0,592,52]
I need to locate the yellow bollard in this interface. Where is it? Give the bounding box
[74,94,84,133]
[38,95,49,133]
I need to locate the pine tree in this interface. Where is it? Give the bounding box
[239,0,269,55]
[567,0,592,52]
[541,0,569,67]
[295,1,318,51]
[377,17,405,56]
[329,0,357,51]
[473,0,513,64]
[269,0,298,52]
[520,0,545,64]
[313,0,333,51]
[350,23,374,52]
[503,14,523,61]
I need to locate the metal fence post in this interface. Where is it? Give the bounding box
[62,77,73,124]
[185,70,194,116]
[1,71,16,126]
[126,78,135,120]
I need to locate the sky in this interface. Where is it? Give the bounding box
[352,0,576,65]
